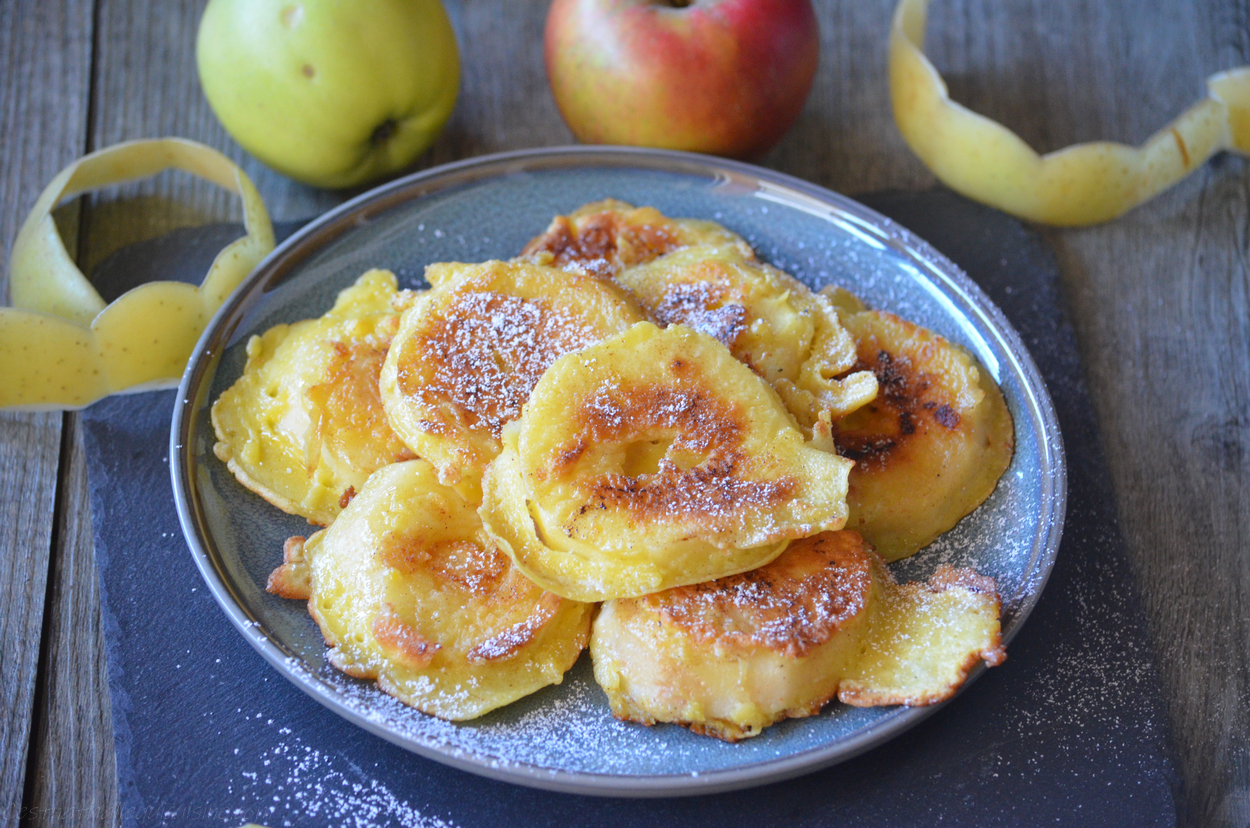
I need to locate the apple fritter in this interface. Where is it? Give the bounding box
[211,269,415,527]
[269,459,593,721]
[379,259,644,499]
[615,244,878,430]
[518,198,756,279]
[822,287,1015,561]
[591,530,1005,741]
[480,322,854,602]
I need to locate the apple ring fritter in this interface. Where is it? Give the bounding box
[379,259,644,498]
[822,288,1015,561]
[268,459,593,721]
[480,321,854,602]
[518,198,756,279]
[590,530,1005,741]
[615,244,879,430]
[211,269,416,526]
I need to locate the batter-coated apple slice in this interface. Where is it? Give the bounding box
[269,459,592,720]
[518,198,756,279]
[480,321,853,602]
[823,287,1015,561]
[379,259,644,499]
[617,243,878,429]
[591,530,1005,741]
[211,269,414,526]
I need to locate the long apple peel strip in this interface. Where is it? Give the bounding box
[889,0,1250,226]
[0,138,274,410]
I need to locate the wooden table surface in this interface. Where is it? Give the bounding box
[1,1,1246,826]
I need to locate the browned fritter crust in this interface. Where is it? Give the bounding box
[520,200,687,278]
[651,530,873,659]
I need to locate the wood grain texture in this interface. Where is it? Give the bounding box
[427,0,572,165]
[1051,164,1250,828]
[766,0,931,193]
[25,418,120,828]
[0,1,92,824]
[0,410,62,828]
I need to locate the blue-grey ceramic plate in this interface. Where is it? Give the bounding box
[172,147,1065,797]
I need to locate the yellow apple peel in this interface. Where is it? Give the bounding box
[889,0,1250,226]
[0,138,274,410]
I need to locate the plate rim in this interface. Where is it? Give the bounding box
[170,145,1067,797]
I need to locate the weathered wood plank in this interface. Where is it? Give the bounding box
[25,1,344,824]
[25,417,120,828]
[0,1,93,825]
[0,412,62,828]
[1050,158,1250,828]
[426,0,569,166]
[766,0,931,192]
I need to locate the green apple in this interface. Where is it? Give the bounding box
[197,0,459,189]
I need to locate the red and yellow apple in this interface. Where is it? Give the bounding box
[197,0,460,189]
[545,0,819,159]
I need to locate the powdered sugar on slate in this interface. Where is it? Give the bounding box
[218,722,459,828]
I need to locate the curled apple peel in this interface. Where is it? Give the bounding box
[0,138,274,410]
[889,0,1250,226]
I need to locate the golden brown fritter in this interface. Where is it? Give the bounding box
[379,259,643,499]
[270,459,593,720]
[592,530,1005,741]
[518,198,755,279]
[521,201,878,432]
[617,244,878,430]
[822,287,1015,561]
[211,270,415,526]
[480,322,853,602]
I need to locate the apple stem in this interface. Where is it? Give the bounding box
[665,0,693,6]
[371,119,398,146]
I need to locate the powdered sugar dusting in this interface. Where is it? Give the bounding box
[558,379,795,531]
[213,724,458,827]
[652,283,747,347]
[398,290,605,437]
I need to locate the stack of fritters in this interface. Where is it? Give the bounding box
[212,200,1014,737]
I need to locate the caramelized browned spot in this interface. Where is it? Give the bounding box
[833,348,961,470]
[927,564,999,598]
[932,403,960,428]
[338,486,356,510]
[267,535,312,600]
[652,282,747,347]
[520,209,680,278]
[378,534,510,597]
[371,604,439,667]
[556,383,795,522]
[466,591,563,663]
[577,383,744,456]
[589,458,795,524]
[396,291,602,437]
[305,329,416,471]
[648,531,872,658]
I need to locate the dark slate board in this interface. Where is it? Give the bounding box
[81,190,1180,828]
